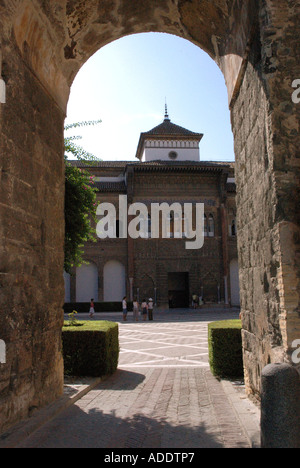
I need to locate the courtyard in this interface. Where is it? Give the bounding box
[4,308,261,449]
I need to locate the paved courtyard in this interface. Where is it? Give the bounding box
[12,308,260,448]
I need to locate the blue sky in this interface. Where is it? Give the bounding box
[66,32,234,162]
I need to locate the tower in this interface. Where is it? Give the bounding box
[135,106,203,162]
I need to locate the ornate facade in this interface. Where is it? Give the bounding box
[67,111,239,308]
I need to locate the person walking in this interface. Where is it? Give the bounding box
[133,297,139,322]
[122,296,128,321]
[192,293,198,309]
[148,298,154,321]
[89,298,95,318]
[141,299,148,321]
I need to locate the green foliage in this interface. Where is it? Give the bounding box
[64,161,98,273]
[64,120,101,161]
[62,321,119,377]
[64,120,101,273]
[208,320,243,378]
[67,310,82,327]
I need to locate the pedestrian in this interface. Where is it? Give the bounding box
[122,296,128,321]
[133,297,139,322]
[192,293,198,309]
[141,299,148,321]
[89,298,95,318]
[148,298,154,321]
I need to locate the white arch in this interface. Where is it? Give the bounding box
[230,259,240,306]
[104,260,126,302]
[76,263,98,302]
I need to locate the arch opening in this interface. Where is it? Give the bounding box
[103,260,126,302]
[0,0,299,434]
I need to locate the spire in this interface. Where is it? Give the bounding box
[164,100,170,121]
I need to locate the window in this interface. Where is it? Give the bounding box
[148,215,151,238]
[208,214,214,237]
[168,151,178,160]
[116,220,120,238]
[204,214,208,237]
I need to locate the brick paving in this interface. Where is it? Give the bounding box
[15,308,260,448]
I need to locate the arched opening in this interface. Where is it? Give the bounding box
[76,262,99,302]
[137,273,155,304]
[103,260,126,302]
[66,32,234,164]
[1,1,299,433]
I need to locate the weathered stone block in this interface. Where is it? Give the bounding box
[261,363,300,448]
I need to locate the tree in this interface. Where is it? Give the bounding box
[64,120,101,273]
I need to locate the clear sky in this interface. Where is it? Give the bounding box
[65,32,235,163]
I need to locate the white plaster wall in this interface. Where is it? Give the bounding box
[142,140,200,162]
[104,260,126,302]
[76,263,99,302]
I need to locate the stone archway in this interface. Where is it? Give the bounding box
[0,0,299,432]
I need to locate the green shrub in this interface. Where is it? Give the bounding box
[62,321,119,377]
[208,320,243,378]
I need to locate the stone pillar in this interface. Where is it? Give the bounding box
[261,364,300,448]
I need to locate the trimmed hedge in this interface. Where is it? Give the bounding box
[63,302,133,313]
[62,321,119,377]
[208,320,243,378]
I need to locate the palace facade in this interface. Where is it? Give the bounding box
[65,110,239,308]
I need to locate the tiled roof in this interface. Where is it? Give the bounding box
[135,117,203,160]
[142,119,203,138]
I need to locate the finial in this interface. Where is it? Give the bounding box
[164,99,170,121]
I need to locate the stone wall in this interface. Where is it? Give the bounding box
[0,0,299,431]
[0,22,65,432]
[231,1,300,398]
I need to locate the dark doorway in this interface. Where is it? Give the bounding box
[168,272,189,308]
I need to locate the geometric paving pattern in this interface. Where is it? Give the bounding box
[119,322,210,368]
[16,308,261,449]
[118,309,239,369]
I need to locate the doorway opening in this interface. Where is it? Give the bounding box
[168,272,189,309]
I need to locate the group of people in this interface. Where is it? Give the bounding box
[88,297,154,321]
[122,296,154,322]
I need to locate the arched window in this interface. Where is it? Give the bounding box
[208,214,214,237]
